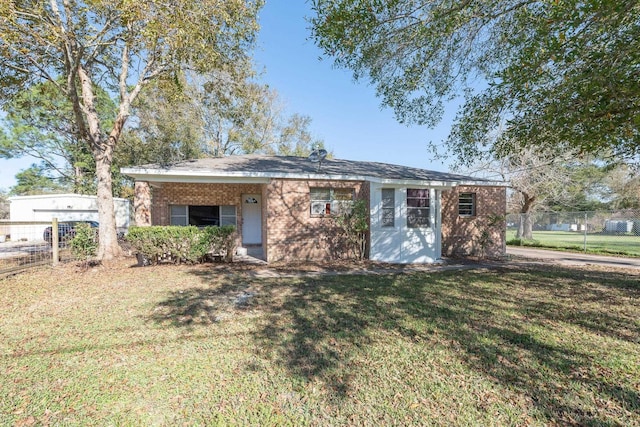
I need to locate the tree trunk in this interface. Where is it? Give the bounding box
[95,155,122,260]
[516,217,523,239]
[517,212,534,240]
[516,194,536,240]
[76,62,130,261]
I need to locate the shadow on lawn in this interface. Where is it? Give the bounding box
[149,282,255,326]
[153,265,640,424]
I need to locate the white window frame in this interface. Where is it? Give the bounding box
[406,188,430,228]
[220,205,237,226]
[310,187,354,216]
[381,188,395,227]
[170,205,237,227]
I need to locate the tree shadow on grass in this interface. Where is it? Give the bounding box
[151,265,640,424]
[149,281,256,327]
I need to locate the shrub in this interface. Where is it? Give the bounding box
[70,223,98,262]
[334,199,369,260]
[127,226,237,265]
[474,214,505,259]
[200,225,237,263]
[506,238,542,247]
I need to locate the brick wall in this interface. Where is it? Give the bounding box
[441,185,506,258]
[144,180,503,261]
[150,182,263,246]
[265,179,369,262]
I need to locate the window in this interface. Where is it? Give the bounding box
[220,205,237,226]
[310,187,354,216]
[381,188,395,227]
[310,188,331,215]
[170,205,237,227]
[170,205,188,226]
[407,188,430,228]
[458,193,476,217]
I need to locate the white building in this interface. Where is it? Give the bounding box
[8,194,130,241]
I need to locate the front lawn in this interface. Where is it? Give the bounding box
[1,261,639,425]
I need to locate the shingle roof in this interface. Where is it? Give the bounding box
[123,155,495,184]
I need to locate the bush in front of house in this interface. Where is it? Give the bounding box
[70,222,98,262]
[127,225,237,265]
[199,225,237,263]
[334,199,369,260]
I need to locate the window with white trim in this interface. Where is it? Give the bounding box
[381,188,395,227]
[458,193,476,217]
[170,205,237,227]
[407,188,430,228]
[170,205,188,226]
[310,187,354,216]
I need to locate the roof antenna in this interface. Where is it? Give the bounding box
[308,146,328,171]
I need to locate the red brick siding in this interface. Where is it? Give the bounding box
[265,179,369,262]
[441,186,506,257]
[150,182,263,246]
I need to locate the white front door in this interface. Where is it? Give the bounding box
[242,194,262,245]
[401,188,439,263]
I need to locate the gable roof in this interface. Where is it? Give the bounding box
[121,155,500,187]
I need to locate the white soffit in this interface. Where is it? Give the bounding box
[122,168,504,188]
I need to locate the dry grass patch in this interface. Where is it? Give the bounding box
[1,259,639,425]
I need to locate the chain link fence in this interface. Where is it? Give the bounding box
[506,209,640,256]
[0,220,78,278]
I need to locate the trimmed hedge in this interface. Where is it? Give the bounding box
[127,225,237,265]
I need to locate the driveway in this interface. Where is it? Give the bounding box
[507,246,640,270]
[0,240,50,260]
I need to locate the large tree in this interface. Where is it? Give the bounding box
[10,163,65,196]
[599,163,640,210]
[0,190,8,219]
[310,0,640,163]
[123,71,326,160]
[465,146,577,239]
[182,70,326,157]
[0,81,115,194]
[0,0,262,260]
[467,150,639,239]
[118,76,206,167]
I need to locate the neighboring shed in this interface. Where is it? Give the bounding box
[8,194,130,241]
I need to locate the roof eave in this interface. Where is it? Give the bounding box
[120,167,506,187]
[121,167,373,183]
[456,180,509,187]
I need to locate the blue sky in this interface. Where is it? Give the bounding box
[254,1,457,169]
[0,1,458,192]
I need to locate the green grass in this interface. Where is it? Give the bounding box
[507,229,640,256]
[1,260,639,425]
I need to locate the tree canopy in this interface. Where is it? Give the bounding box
[310,0,640,163]
[119,70,326,164]
[0,190,8,219]
[9,164,65,196]
[0,0,262,259]
[0,80,116,194]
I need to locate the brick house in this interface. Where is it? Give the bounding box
[122,155,506,263]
